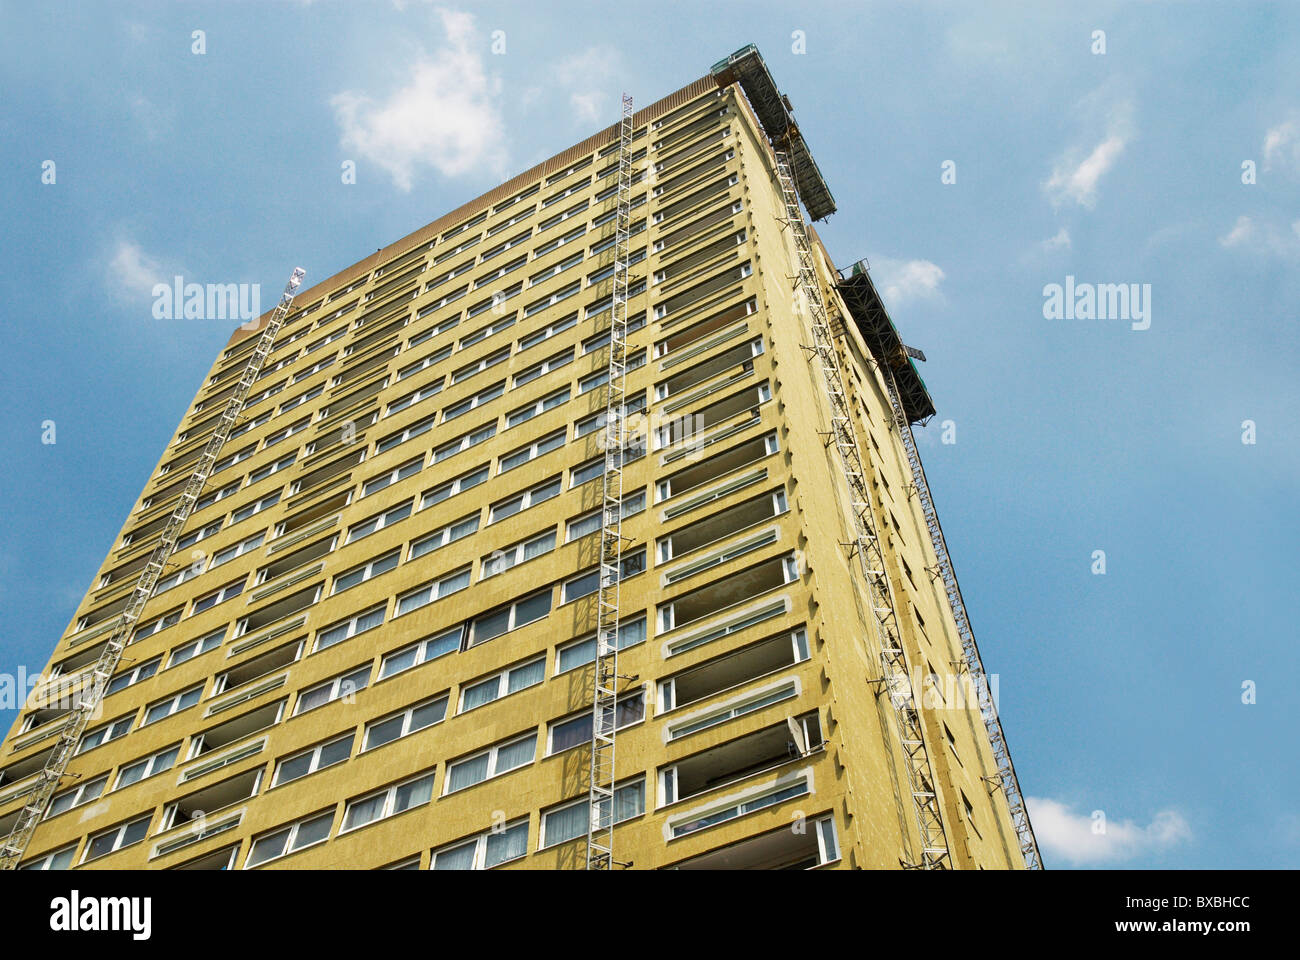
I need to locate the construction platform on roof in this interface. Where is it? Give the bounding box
[836,259,936,424]
[711,44,836,221]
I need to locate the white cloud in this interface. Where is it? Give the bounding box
[1028,797,1192,866]
[868,257,945,306]
[1042,227,1071,251]
[105,238,166,305]
[1044,93,1134,209]
[330,8,506,190]
[1219,214,1300,257]
[554,46,619,125]
[1262,119,1299,173]
[129,94,171,141]
[1219,215,1254,248]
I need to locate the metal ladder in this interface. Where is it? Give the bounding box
[775,150,949,869]
[879,364,1042,869]
[586,94,634,871]
[0,268,306,870]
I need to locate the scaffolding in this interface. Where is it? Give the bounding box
[836,260,1042,869]
[880,364,1043,870]
[775,150,949,869]
[585,93,634,871]
[0,268,306,871]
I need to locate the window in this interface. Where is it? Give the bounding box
[459,656,545,712]
[376,416,436,455]
[20,846,76,871]
[47,774,108,818]
[142,685,203,725]
[442,381,504,422]
[194,482,240,512]
[83,815,152,863]
[566,490,645,541]
[459,314,516,346]
[386,379,444,415]
[332,551,399,595]
[114,745,180,790]
[498,429,565,473]
[451,347,509,384]
[534,224,586,258]
[541,780,644,848]
[395,567,471,616]
[274,732,354,787]
[231,491,281,523]
[669,777,810,838]
[363,697,447,751]
[105,657,160,696]
[466,591,552,646]
[574,393,647,438]
[169,628,225,667]
[517,313,577,351]
[548,693,644,754]
[293,356,336,382]
[278,384,323,413]
[488,476,561,523]
[378,627,463,679]
[153,562,203,595]
[505,388,569,429]
[247,453,296,485]
[556,617,647,673]
[397,345,452,381]
[245,810,334,867]
[513,347,573,387]
[295,665,371,715]
[578,368,609,395]
[562,549,646,603]
[432,422,496,463]
[263,417,310,448]
[529,251,583,287]
[133,609,182,641]
[421,464,489,508]
[346,500,412,543]
[316,605,385,651]
[210,532,265,570]
[665,681,799,740]
[78,715,132,754]
[191,578,245,615]
[444,733,536,794]
[212,445,256,475]
[228,410,272,440]
[175,520,222,551]
[362,456,423,496]
[342,772,436,833]
[523,280,580,317]
[480,531,556,579]
[410,513,479,560]
[570,444,644,487]
[432,819,528,870]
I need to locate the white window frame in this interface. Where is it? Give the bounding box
[340,771,437,834]
[362,456,423,497]
[420,464,490,509]
[395,567,471,616]
[294,664,371,715]
[487,476,562,524]
[378,626,463,680]
[410,513,479,561]
[431,819,528,870]
[498,428,566,474]
[273,732,355,787]
[315,605,386,651]
[346,500,413,544]
[243,810,334,868]
[443,732,537,795]
[479,530,556,579]
[457,655,545,713]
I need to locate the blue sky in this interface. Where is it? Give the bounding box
[1,1,1296,869]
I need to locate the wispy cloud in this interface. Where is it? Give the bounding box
[330,8,506,190]
[1219,214,1300,257]
[868,257,945,306]
[1262,118,1300,174]
[1044,91,1135,209]
[554,46,619,125]
[1042,227,1071,251]
[105,237,167,306]
[1028,797,1192,866]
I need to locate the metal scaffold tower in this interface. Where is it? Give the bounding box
[775,150,950,869]
[586,93,634,871]
[879,366,1043,870]
[0,267,306,871]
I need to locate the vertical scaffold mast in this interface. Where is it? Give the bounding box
[586,93,634,871]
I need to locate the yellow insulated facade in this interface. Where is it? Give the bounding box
[0,68,1028,871]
